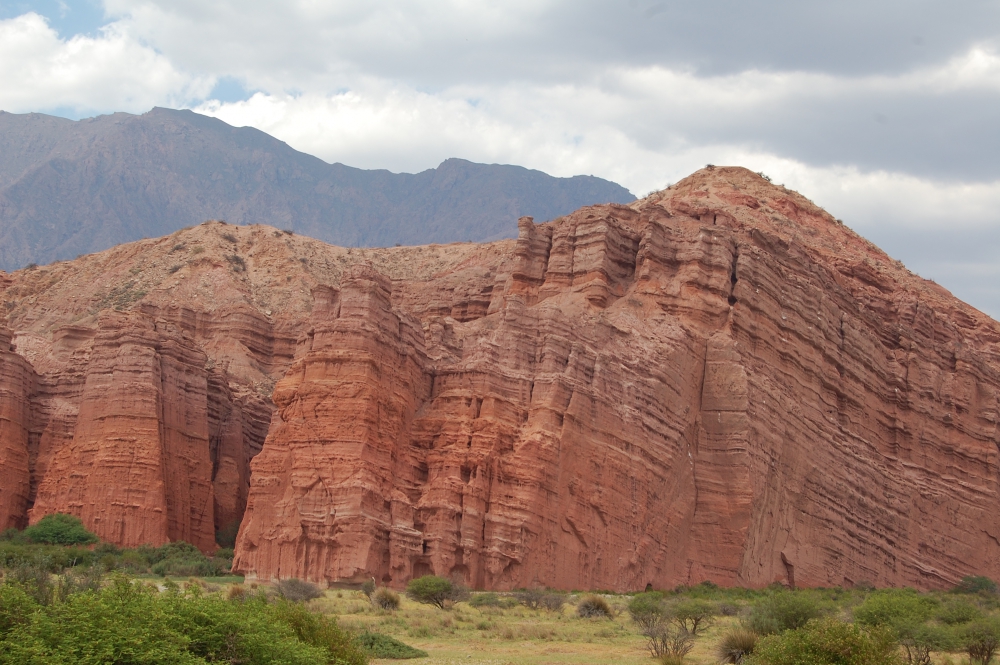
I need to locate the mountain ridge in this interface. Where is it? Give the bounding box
[0,107,634,270]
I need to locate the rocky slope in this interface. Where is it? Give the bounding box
[0,108,633,271]
[3,166,1000,591]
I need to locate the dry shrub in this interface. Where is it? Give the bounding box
[276,578,323,602]
[577,594,613,619]
[372,587,400,611]
[716,628,758,664]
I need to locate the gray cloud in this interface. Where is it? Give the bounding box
[3,0,1000,316]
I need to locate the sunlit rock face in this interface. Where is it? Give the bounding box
[5,167,1000,592]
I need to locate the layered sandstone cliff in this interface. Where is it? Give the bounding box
[4,167,1000,591]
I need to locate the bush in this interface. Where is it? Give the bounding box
[372,587,401,610]
[0,575,365,664]
[955,576,999,595]
[670,598,717,635]
[936,598,982,625]
[893,620,956,665]
[539,592,566,612]
[577,594,613,619]
[355,632,428,659]
[854,589,938,627]
[629,591,666,632]
[22,514,97,546]
[717,627,759,664]
[748,618,902,665]
[362,578,376,598]
[645,623,693,661]
[961,618,1000,665]
[469,592,516,609]
[276,578,323,602]
[406,575,460,609]
[744,592,823,635]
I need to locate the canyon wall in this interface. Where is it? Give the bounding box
[4,167,1000,592]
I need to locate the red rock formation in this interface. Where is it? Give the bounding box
[0,325,34,529]
[235,168,1000,591]
[6,169,1000,591]
[30,312,215,549]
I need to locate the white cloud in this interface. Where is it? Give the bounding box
[0,12,212,114]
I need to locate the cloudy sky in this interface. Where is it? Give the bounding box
[2,1,1000,315]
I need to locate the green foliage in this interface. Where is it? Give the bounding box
[955,576,999,595]
[215,520,241,549]
[22,514,98,546]
[577,594,613,619]
[470,592,516,609]
[854,589,938,626]
[936,598,983,625]
[628,591,666,632]
[893,620,957,665]
[361,579,376,599]
[268,599,368,665]
[748,618,902,665]
[670,598,717,635]
[0,575,368,665]
[961,618,1000,665]
[743,592,824,636]
[355,632,428,659]
[716,627,759,664]
[405,575,458,609]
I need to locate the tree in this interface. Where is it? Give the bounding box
[405,575,460,609]
[962,618,1000,665]
[670,598,717,635]
[22,513,98,546]
[892,621,956,665]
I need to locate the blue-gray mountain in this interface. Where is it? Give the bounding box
[0,108,634,271]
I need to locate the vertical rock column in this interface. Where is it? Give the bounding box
[30,312,215,550]
[0,327,34,530]
[234,265,431,583]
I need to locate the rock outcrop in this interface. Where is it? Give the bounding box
[4,167,1000,591]
[0,325,34,530]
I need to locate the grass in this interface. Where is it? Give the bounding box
[314,591,725,664]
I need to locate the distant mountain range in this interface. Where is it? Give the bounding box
[0,108,634,271]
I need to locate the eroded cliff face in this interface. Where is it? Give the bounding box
[234,168,1000,591]
[4,167,1000,591]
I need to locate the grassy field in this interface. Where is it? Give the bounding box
[296,585,985,665]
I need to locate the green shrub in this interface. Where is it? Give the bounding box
[743,592,823,635]
[355,632,428,659]
[629,591,666,632]
[0,575,358,664]
[936,598,983,625]
[748,618,902,665]
[372,587,401,610]
[893,620,957,665]
[577,594,613,619]
[406,575,459,609]
[470,591,517,609]
[716,627,759,664]
[955,576,999,595]
[854,589,937,626]
[22,513,97,546]
[961,618,1000,665]
[362,578,376,598]
[670,598,717,635]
